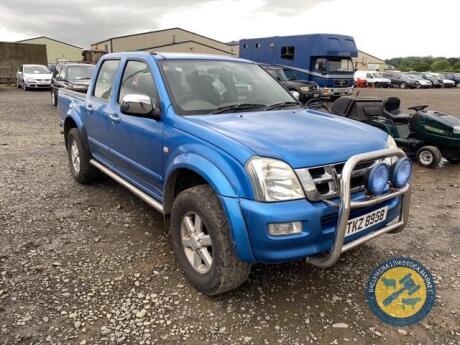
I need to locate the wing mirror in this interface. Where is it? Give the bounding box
[120,94,160,119]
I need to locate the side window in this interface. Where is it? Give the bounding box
[281,46,295,60]
[283,68,296,80]
[314,58,326,73]
[118,60,156,103]
[366,73,373,78]
[94,60,120,101]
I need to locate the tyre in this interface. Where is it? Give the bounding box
[16,80,20,88]
[399,82,406,89]
[51,89,57,107]
[170,185,251,295]
[22,82,28,91]
[67,128,99,184]
[456,83,460,88]
[416,146,442,169]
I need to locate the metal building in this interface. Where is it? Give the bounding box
[16,36,83,64]
[91,28,237,56]
[353,50,386,71]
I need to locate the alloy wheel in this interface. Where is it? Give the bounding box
[180,212,213,274]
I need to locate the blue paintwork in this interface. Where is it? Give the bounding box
[239,34,357,89]
[58,51,394,264]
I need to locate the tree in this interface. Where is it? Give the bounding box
[431,59,451,72]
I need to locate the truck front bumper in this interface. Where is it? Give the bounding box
[223,148,411,266]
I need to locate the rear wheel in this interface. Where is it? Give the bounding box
[416,146,442,169]
[171,185,251,295]
[399,82,407,89]
[67,128,99,183]
[51,89,57,106]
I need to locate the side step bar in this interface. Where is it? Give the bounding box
[90,159,164,214]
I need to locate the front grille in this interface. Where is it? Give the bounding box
[334,79,348,87]
[296,160,377,201]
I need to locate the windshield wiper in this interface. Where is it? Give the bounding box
[265,101,300,111]
[211,103,265,114]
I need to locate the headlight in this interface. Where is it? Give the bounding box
[300,86,310,92]
[386,135,397,149]
[246,157,305,202]
[453,126,460,134]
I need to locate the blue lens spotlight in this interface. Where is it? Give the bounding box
[367,162,389,195]
[392,157,412,188]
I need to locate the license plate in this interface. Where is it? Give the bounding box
[345,206,388,237]
[313,93,319,98]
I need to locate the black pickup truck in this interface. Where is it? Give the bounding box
[260,64,320,103]
[51,63,95,106]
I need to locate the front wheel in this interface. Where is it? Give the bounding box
[400,82,406,89]
[22,82,28,91]
[171,185,251,295]
[416,146,442,169]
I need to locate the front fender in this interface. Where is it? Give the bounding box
[163,150,255,262]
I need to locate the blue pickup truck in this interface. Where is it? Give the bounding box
[58,52,412,295]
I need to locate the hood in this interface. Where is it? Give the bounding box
[24,73,52,80]
[188,110,388,168]
[282,80,317,89]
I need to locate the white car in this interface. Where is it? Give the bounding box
[16,64,52,90]
[354,70,391,87]
[432,73,455,88]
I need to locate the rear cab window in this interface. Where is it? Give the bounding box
[93,60,120,101]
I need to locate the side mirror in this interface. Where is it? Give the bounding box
[290,90,300,100]
[120,94,160,119]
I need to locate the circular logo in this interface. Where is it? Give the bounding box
[366,257,436,326]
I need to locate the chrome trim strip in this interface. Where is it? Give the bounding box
[307,148,410,268]
[90,159,164,214]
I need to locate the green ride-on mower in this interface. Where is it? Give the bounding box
[326,96,460,168]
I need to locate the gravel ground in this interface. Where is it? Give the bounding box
[0,87,459,345]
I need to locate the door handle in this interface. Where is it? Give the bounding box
[86,104,94,113]
[109,113,121,123]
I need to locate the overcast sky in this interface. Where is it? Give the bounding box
[0,0,458,59]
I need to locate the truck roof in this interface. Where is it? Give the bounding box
[101,51,253,63]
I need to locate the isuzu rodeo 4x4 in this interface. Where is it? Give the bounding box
[58,52,412,295]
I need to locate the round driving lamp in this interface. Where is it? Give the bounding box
[367,162,389,195]
[391,157,412,188]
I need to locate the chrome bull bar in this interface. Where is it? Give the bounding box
[307,148,411,268]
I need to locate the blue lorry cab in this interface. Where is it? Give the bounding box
[57,52,412,295]
[239,34,358,98]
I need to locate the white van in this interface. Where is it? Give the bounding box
[354,70,391,88]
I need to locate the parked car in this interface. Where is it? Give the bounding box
[260,64,320,103]
[16,64,52,90]
[446,73,460,87]
[420,72,443,88]
[433,73,455,88]
[382,72,422,89]
[58,52,412,295]
[354,71,391,88]
[51,63,95,106]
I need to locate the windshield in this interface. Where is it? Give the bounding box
[23,65,50,74]
[160,60,297,115]
[66,66,94,80]
[327,58,354,73]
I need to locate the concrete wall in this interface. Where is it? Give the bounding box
[0,42,47,84]
[91,28,237,56]
[19,37,82,64]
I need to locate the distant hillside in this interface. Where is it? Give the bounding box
[385,56,460,72]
